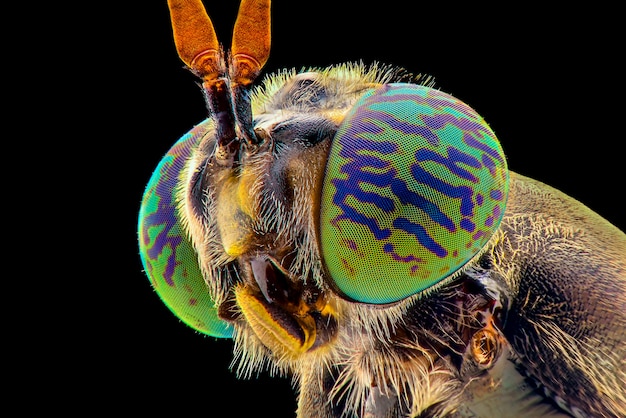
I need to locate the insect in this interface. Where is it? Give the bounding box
[138,1,626,416]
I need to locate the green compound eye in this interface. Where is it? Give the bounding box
[320,84,509,304]
[138,120,233,338]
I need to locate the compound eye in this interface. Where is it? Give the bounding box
[320,84,509,304]
[138,123,233,338]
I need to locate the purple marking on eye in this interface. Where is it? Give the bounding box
[342,238,366,257]
[143,139,194,287]
[460,218,475,232]
[393,217,447,257]
[144,209,183,287]
[341,258,356,276]
[390,172,456,231]
[189,298,198,306]
[328,84,506,259]
[345,239,358,250]
[464,132,505,164]
[485,203,503,227]
[333,137,459,232]
[487,204,503,227]
[330,149,396,240]
[422,113,450,129]
[411,164,474,219]
[365,109,441,146]
[424,93,479,119]
[482,153,497,176]
[490,189,504,201]
[331,132,422,239]
[383,242,424,263]
[472,230,486,242]
[342,115,385,139]
[415,146,480,183]
[330,196,391,240]
[422,113,487,139]
[359,89,491,148]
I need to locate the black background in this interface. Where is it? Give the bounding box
[46,1,623,416]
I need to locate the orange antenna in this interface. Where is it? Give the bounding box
[231,0,271,85]
[167,0,221,80]
[166,0,272,152]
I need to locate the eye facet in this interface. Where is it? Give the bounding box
[319,83,509,304]
[138,121,233,338]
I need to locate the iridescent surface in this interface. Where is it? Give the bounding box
[320,84,509,304]
[138,119,233,338]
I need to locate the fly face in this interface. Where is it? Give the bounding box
[181,69,385,358]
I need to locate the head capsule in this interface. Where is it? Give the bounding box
[319,83,509,304]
